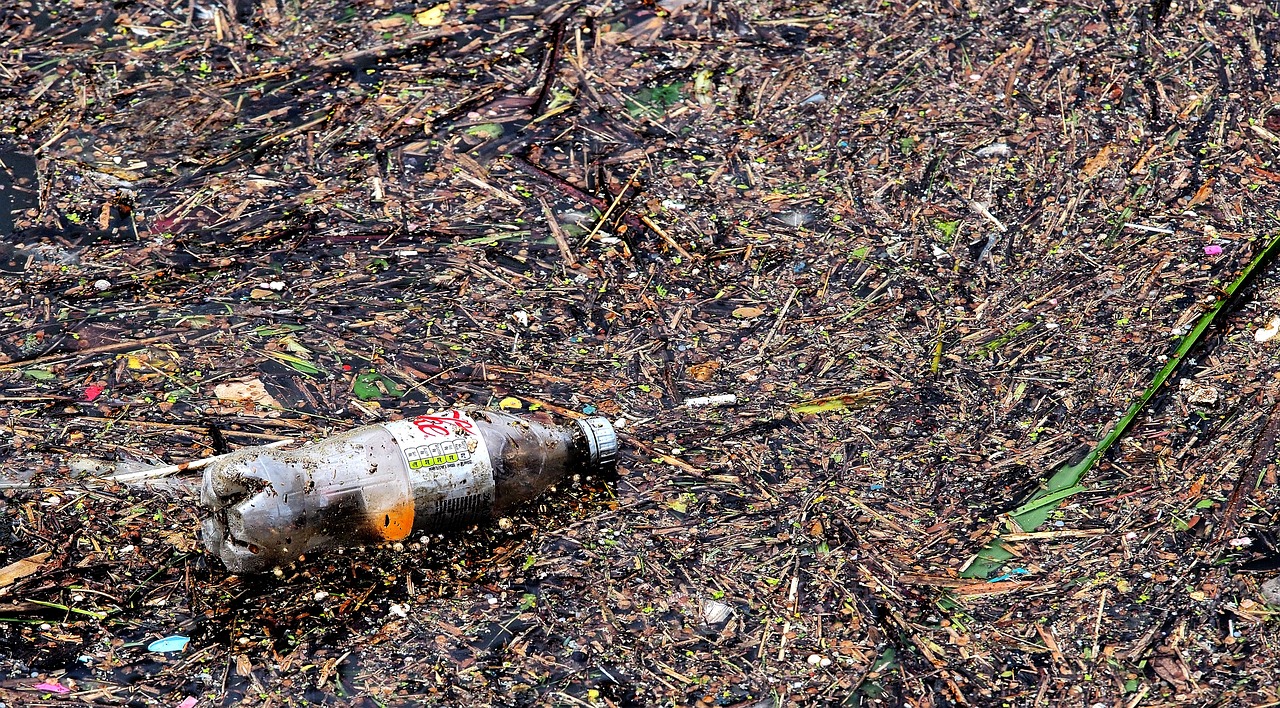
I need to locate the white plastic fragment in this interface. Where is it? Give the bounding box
[975,143,1010,158]
[685,394,737,409]
[1123,222,1175,235]
[1255,316,1280,343]
[702,599,732,624]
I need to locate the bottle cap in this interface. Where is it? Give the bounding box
[576,417,618,472]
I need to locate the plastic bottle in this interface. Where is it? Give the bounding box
[200,409,617,573]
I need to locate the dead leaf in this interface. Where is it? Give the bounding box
[601,15,664,44]
[369,15,408,30]
[163,531,198,553]
[1151,647,1192,691]
[213,379,281,415]
[415,2,450,26]
[1186,179,1214,208]
[687,361,720,381]
[732,306,765,319]
[0,552,51,591]
[1081,144,1114,179]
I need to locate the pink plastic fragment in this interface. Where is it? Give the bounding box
[82,384,105,402]
[177,697,198,708]
[1204,245,1223,255]
[34,681,70,694]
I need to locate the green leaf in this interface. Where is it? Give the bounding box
[463,123,503,140]
[963,229,1280,579]
[627,84,683,117]
[352,372,404,401]
[263,350,323,375]
[21,369,55,381]
[934,220,960,240]
[253,324,306,337]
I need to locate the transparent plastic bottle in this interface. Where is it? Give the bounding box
[200,409,617,573]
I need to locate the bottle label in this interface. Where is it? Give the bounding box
[382,410,494,528]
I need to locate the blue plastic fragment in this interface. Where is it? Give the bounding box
[147,636,190,653]
[868,484,885,491]
[987,568,1030,583]
[582,404,597,415]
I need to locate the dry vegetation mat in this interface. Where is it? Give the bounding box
[2,0,1280,705]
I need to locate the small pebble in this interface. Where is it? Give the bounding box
[1255,316,1280,343]
[93,279,111,291]
[806,654,824,666]
[1262,578,1280,605]
[498,517,514,531]
[314,591,329,602]
[391,542,404,552]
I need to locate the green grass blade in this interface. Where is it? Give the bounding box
[963,231,1280,579]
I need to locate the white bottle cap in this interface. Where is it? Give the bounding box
[576,417,618,472]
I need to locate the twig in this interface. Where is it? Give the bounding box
[969,201,1007,232]
[1218,398,1280,541]
[757,287,800,358]
[0,332,182,370]
[539,197,578,267]
[640,214,694,260]
[584,163,644,245]
[101,439,293,484]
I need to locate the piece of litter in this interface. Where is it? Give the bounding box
[395,250,419,257]
[684,394,737,409]
[1204,244,1223,255]
[975,143,1010,158]
[147,636,190,653]
[33,682,70,694]
[988,568,1030,583]
[1123,222,1175,235]
[702,599,732,624]
[1228,537,1253,548]
[177,697,198,708]
[82,384,105,402]
[1256,316,1280,343]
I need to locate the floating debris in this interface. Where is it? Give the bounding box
[975,142,1011,157]
[702,599,732,625]
[684,394,737,408]
[147,636,190,653]
[1256,317,1280,343]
